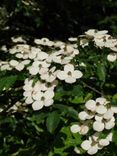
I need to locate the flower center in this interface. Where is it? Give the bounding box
[68,71,72,76]
[41,96,45,101]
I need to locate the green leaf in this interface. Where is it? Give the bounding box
[0,75,17,91]
[112,94,117,105]
[96,63,106,82]
[113,130,117,145]
[69,96,84,104]
[67,107,78,119]
[54,104,78,119]
[46,111,60,133]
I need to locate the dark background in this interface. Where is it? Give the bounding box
[0,0,117,41]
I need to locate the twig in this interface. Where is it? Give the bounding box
[82,82,103,96]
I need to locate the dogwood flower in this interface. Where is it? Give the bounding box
[28,60,50,75]
[57,64,82,83]
[32,89,54,110]
[40,67,57,82]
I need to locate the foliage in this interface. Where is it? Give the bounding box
[0,0,117,156]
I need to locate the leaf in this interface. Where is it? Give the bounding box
[69,96,84,104]
[46,111,60,133]
[112,94,117,105]
[67,107,78,119]
[96,63,106,82]
[54,104,78,119]
[0,75,17,91]
[71,85,83,96]
[112,130,117,145]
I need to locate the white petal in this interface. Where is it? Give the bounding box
[15,63,24,71]
[96,105,107,114]
[32,101,43,110]
[37,52,48,60]
[9,60,19,67]
[22,60,31,65]
[111,106,117,113]
[32,91,42,101]
[81,140,91,150]
[25,97,33,104]
[107,53,117,62]
[87,145,98,155]
[74,147,81,154]
[72,70,83,79]
[70,124,80,133]
[64,64,74,72]
[44,99,54,107]
[96,97,107,105]
[29,66,39,75]
[45,90,54,99]
[105,120,115,130]
[23,91,32,97]
[78,111,88,120]
[99,139,109,147]
[57,71,67,80]
[65,76,76,83]
[80,125,89,135]
[103,109,114,120]
[106,132,113,142]
[85,100,96,112]
[95,114,103,121]
[93,121,104,132]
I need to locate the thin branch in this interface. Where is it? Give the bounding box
[82,82,103,96]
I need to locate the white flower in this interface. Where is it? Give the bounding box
[94,113,115,131]
[47,51,72,65]
[28,60,50,75]
[32,90,54,110]
[34,38,54,46]
[40,67,57,82]
[9,60,19,67]
[85,29,108,38]
[28,47,40,59]
[57,64,82,83]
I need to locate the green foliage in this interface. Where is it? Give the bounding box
[46,111,60,134]
[0,0,117,156]
[0,75,17,91]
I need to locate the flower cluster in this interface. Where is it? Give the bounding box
[80,29,117,62]
[0,37,83,110]
[70,97,117,155]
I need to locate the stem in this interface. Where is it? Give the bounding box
[82,81,103,96]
